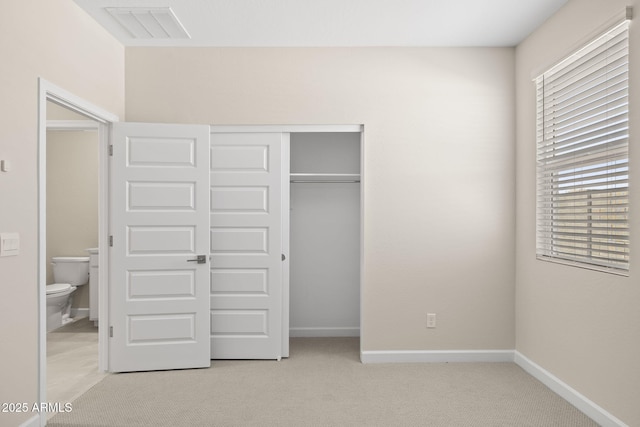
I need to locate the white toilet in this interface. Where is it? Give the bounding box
[47,256,90,332]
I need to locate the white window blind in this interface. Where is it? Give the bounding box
[535,21,630,273]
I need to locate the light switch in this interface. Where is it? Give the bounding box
[0,233,19,256]
[0,160,10,172]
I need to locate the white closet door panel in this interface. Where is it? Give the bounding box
[210,132,284,360]
[210,268,268,295]
[210,186,268,213]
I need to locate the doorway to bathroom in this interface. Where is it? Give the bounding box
[45,101,103,407]
[38,79,117,424]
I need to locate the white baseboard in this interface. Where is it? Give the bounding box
[360,349,515,364]
[360,349,626,426]
[514,351,628,427]
[290,327,360,337]
[19,413,40,427]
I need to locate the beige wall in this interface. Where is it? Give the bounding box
[0,1,124,425]
[46,130,99,309]
[9,1,636,424]
[125,47,517,351]
[515,0,640,425]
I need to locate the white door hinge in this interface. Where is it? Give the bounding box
[109,326,113,338]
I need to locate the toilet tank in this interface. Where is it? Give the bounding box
[51,256,90,285]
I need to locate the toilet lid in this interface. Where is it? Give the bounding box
[46,283,72,295]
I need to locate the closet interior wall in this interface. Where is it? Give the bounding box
[289,132,361,337]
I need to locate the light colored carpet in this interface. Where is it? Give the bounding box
[49,338,597,426]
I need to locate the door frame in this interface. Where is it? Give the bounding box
[37,79,118,425]
[210,124,364,358]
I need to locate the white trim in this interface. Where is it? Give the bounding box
[290,327,360,337]
[37,80,48,427]
[41,81,118,124]
[38,78,118,427]
[361,350,515,364]
[281,133,290,358]
[514,351,629,427]
[46,120,99,131]
[19,414,40,427]
[359,128,365,359]
[536,255,629,277]
[96,121,111,372]
[211,124,362,134]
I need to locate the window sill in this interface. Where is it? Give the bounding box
[535,255,629,277]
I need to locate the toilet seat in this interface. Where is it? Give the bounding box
[46,283,72,295]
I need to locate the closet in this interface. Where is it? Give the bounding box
[208,126,362,360]
[109,124,362,370]
[289,132,361,337]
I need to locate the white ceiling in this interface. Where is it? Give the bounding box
[73,0,568,47]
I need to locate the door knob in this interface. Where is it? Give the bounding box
[187,255,207,264]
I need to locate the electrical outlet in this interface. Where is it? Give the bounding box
[426,313,436,329]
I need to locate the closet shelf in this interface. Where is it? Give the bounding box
[290,173,360,183]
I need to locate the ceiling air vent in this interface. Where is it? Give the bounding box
[106,7,190,39]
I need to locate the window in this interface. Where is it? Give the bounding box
[535,21,630,274]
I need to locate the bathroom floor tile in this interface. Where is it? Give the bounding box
[46,316,107,418]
